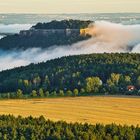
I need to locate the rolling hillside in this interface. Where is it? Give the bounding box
[0,53,140,98]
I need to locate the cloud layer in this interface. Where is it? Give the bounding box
[1,21,140,71]
[0,24,32,33]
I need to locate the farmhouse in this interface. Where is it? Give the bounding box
[127,85,135,91]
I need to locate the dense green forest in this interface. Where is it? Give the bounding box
[0,115,139,140]
[32,19,92,29]
[0,20,91,50]
[0,53,140,98]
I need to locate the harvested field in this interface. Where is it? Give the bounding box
[0,96,140,125]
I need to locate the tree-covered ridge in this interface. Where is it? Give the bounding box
[0,115,139,140]
[32,19,92,29]
[0,53,140,98]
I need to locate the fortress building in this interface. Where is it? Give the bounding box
[20,28,82,37]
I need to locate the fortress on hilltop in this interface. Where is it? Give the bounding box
[20,28,88,37]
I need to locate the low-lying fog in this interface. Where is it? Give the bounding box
[1,21,140,71]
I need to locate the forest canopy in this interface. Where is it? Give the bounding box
[0,115,139,140]
[32,19,92,29]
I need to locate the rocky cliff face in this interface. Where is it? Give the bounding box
[20,29,80,37]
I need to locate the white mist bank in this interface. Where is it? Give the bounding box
[85,21,140,52]
[1,21,140,71]
[0,24,32,33]
[0,35,5,39]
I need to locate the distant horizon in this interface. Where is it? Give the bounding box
[0,12,140,15]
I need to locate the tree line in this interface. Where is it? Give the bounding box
[0,53,140,98]
[32,19,92,29]
[0,115,139,140]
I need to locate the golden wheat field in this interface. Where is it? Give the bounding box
[0,96,140,125]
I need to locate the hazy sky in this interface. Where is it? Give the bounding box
[0,0,140,14]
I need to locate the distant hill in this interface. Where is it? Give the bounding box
[0,20,92,51]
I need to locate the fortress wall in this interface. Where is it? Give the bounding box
[20,29,81,37]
